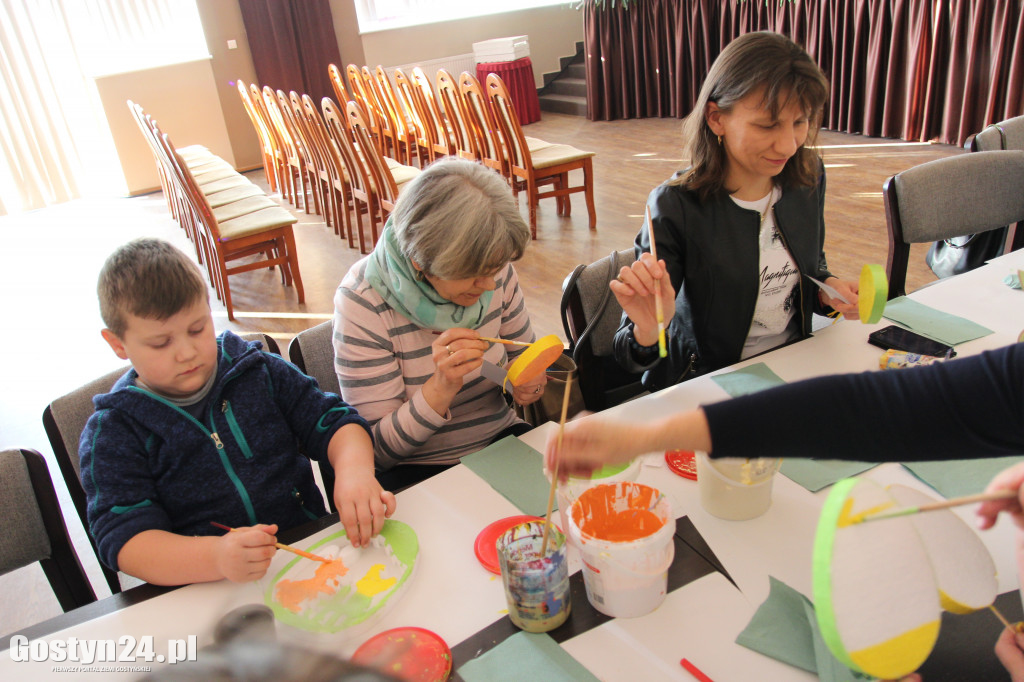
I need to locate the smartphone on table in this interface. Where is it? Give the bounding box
[867,325,956,358]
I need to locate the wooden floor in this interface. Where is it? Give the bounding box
[0,114,961,635]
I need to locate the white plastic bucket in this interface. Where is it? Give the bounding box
[567,482,675,618]
[554,458,641,533]
[695,452,780,521]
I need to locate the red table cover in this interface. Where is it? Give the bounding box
[476,57,541,125]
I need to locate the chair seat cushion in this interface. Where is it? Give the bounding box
[212,194,279,222]
[525,136,554,153]
[193,166,244,183]
[530,144,595,170]
[389,163,421,186]
[199,175,255,195]
[218,206,298,240]
[204,183,266,208]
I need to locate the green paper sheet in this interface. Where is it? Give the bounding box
[711,362,786,397]
[902,455,1024,499]
[457,631,600,682]
[882,297,993,346]
[780,459,878,492]
[461,436,553,516]
[736,576,868,681]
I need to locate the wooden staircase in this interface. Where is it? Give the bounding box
[539,42,586,117]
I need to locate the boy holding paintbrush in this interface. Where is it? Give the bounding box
[81,238,395,586]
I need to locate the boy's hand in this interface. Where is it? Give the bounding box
[996,626,1024,681]
[978,462,1024,530]
[214,524,278,583]
[334,470,396,548]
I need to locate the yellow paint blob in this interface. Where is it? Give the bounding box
[837,497,894,527]
[275,559,349,613]
[849,619,940,679]
[939,589,979,615]
[356,564,397,597]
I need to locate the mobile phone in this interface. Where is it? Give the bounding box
[867,325,956,358]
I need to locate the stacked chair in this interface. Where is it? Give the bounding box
[128,100,303,321]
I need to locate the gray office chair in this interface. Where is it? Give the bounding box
[42,332,280,595]
[970,115,1024,153]
[882,150,1024,299]
[560,249,646,411]
[287,320,341,511]
[0,448,96,611]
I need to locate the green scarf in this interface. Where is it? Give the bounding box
[363,220,495,331]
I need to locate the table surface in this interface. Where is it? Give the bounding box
[4,250,1023,680]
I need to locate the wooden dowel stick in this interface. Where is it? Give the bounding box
[644,205,668,358]
[478,336,532,347]
[210,521,331,563]
[990,604,1017,632]
[858,489,1017,524]
[540,372,574,557]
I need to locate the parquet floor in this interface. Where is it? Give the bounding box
[0,113,961,635]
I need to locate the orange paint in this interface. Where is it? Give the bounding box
[274,559,349,614]
[572,483,666,542]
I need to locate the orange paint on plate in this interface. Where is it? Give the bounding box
[275,559,349,613]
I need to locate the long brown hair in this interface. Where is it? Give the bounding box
[674,31,829,200]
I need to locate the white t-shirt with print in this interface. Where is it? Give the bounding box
[733,187,801,359]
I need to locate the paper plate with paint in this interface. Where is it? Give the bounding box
[264,519,418,634]
[352,626,451,682]
[887,484,998,614]
[813,478,940,680]
[475,515,544,574]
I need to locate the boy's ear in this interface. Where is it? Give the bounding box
[101,329,130,360]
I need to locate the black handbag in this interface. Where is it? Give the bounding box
[924,228,1008,279]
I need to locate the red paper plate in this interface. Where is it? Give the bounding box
[474,515,543,574]
[665,450,697,480]
[352,626,451,682]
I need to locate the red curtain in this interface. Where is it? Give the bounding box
[583,0,1024,147]
[238,0,341,106]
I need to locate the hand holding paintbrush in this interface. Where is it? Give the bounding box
[609,207,673,357]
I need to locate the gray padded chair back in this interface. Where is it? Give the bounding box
[971,115,1024,152]
[883,150,1024,297]
[564,249,635,357]
[287,320,340,393]
[0,449,96,611]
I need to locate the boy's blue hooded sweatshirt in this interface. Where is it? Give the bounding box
[80,331,370,571]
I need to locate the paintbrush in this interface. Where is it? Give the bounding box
[210,521,332,563]
[852,489,1017,525]
[989,603,1024,634]
[430,330,532,347]
[645,205,668,358]
[540,371,574,556]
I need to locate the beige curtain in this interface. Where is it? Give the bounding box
[0,0,207,216]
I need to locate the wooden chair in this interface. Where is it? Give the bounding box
[283,90,330,224]
[236,80,281,194]
[486,73,597,238]
[345,100,421,249]
[274,88,321,216]
[327,63,351,110]
[459,71,511,178]
[301,93,353,246]
[0,448,97,611]
[157,130,305,319]
[411,67,455,161]
[260,85,308,211]
[361,65,399,162]
[346,64,383,156]
[882,150,1024,298]
[561,250,646,412]
[391,68,431,167]
[323,97,375,254]
[436,68,478,161]
[41,336,281,596]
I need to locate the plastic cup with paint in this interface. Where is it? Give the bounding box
[552,458,641,534]
[496,521,572,633]
[567,482,675,618]
[695,452,780,521]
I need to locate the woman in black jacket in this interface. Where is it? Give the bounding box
[613,31,861,391]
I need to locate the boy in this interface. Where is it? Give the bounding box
[81,238,395,585]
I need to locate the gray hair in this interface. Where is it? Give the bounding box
[391,158,530,280]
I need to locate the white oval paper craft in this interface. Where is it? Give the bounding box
[814,478,940,680]
[264,519,418,634]
[887,484,998,614]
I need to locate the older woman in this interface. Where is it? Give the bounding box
[333,158,545,491]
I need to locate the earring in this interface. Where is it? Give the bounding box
[717,135,723,146]
[415,269,425,282]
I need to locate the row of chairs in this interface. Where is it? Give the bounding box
[332,63,597,239]
[128,101,304,321]
[237,80,421,255]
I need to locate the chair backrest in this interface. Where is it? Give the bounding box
[411,66,454,159]
[327,63,351,108]
[436,68,478,161]
[41,333,280,596]
[392,68,426,147]
[459,71,506,176]
[970,115,1024,152]
[560,249,646,411]
[347,100,400,205]
[486,73,531,177]
[882,150,1024,297]
[346,64,381,153]
[0,448,97,611]
[287,321,340,511]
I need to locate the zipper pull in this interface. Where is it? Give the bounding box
[221,400,228,413]
[211,432,224,449]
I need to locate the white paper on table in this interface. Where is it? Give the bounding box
[807,277,850,304]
